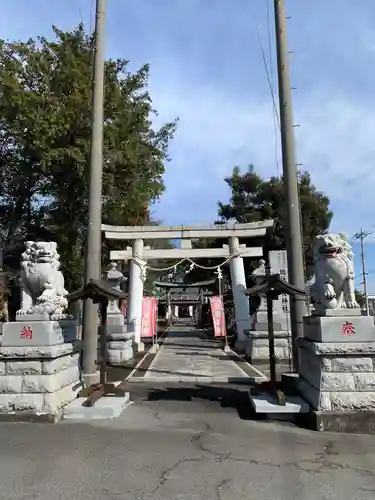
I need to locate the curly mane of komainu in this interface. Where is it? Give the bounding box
[311,233,359,310]
[17,241,69,320]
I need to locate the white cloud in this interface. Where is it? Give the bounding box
[150,72,375,236]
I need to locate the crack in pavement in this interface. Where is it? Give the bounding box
[148,425,375,497]
[215,478,231,500]
[150,457,204,495]
[190,423,231,462]
[191,431,375,479]
[147,451,375,497]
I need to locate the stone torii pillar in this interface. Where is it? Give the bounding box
[228,236,250,352]
[126,239,145,352]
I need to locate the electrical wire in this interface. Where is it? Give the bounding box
[265,0,280,176]
[251,3,280,130]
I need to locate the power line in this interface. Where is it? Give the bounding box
[265,0,280,176]
[251,4,280,130]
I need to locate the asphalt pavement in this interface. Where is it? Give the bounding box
[1,324,375,499]
[1,386,375,500]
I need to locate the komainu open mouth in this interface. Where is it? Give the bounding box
[320,246,342,257]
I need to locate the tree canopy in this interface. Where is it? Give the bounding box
[0,24,177,290]
[183,164,333,285]
[218,165,333,278]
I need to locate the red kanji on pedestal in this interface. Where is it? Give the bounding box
[20,326,33,340]
[340,321,356,336]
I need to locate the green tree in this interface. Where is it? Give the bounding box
[0,25,177,290]
[217,165,333,279]
[354,289,365,308]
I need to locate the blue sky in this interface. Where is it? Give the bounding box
[1,0,375,291]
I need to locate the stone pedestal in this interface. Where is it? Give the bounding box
[0,319,82,421]
[246,328,291,361]
[297,311,375,431]
[105,314,133,365]
[245,251,291,362]
[104,263,134,364]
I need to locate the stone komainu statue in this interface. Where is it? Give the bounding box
[310,233,359,310]
[17,241,69,319]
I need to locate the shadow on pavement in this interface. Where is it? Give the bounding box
[146,384,258,421]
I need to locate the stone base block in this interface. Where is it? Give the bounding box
[251,311,289,331]
[107,339,132,351]
[15,313,54,321]
[2,320,67,347]
[298,338,375,416]
[299,378,375,412]
[107,314,125,327]
[303,314,375,343]
[299,343,375,393]
[107,331,133,342]
[245,331,291,361]
[63,393,131,420]
[107,345,134,365]
[300,410,375,434]
[312,307,362,317]
[106,336,133,364]
[2,320,78,346]
[0,341,82,420]
[99,314,127,336]
[0,380,82,415]
[0,341,80,359]
[0,365,80,393]
[297,338,375,356]
[4,352,80,376]
[249,391,309,414]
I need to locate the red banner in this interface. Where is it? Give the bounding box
[141,297,158,338]
[209,296,226,337]
[121,300,127,316]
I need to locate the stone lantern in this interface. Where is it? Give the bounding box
[105,262,127,315]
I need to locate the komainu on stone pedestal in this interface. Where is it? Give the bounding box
[310,233,359,310]
[17,241,69,320]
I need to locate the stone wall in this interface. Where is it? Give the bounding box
[298,338,375,412]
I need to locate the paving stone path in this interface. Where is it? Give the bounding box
[131,325,261,383]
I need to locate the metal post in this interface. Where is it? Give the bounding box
[82,0,107,382]
[355,227,370,315]
[265,265,277,384]
[99,300,108,386]
[274,0,306,372]
[218,267,230,352]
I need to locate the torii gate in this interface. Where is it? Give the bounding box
[102,219,274,352]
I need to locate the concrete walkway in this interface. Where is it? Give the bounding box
[129,325,264,383]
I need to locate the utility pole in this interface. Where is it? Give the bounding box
[354,227,371,315]
[273,0,306,372]
[82,0,107,384]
